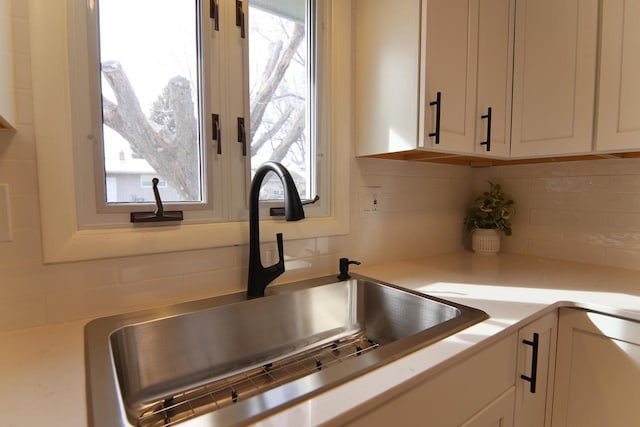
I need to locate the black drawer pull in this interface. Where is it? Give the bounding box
[480,107,492,152]
[520,332,539,394]
[429,91,442,144]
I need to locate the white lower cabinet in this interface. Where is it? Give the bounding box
[340,333,517,427]
[551,308,640,427]
[514,311,557,427]
[328,308,640,427]
[460,387,515,427]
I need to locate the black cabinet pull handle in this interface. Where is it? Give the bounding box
[237,117,247,156]
[210,0,219,31]
[236,0,246,39]
[520,332,539,394]
[212,113,222,155]
[480,107,492,152]
[429,91,442,144]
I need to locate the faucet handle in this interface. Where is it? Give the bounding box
[275,233,284,269]
[337,258,361,280]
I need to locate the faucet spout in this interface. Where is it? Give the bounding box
[247,162,305,298]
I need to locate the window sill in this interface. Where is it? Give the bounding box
[42,215,348,263]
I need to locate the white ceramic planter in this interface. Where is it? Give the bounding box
[471,228,501,255]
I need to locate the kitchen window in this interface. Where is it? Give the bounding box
[31,0,350,262]
[72,0,328,229]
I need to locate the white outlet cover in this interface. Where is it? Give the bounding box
[360,187,382,217]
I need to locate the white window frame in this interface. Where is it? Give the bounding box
[30,0,350,263]
[79,0,218,219]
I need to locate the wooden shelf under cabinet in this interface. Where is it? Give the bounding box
[360,149,640,168]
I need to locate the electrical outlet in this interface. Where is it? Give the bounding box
[360,187,382,217]
[0,184,12,242]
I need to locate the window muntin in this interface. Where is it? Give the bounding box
[96,0,205,205]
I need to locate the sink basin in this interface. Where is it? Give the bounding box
[85,274,487,426]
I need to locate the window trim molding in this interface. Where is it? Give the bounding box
[30,0,350,263]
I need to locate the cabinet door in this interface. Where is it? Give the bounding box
[423,0,477,154]
[595,0,640,152]
[475,0,514,158]
[510,0,598,157]
[339,334,517,427]
[0,0,16,131]
[461,387,515,427]
[552,309,640,426]
[514,311,557,427]
[354,0,421,156]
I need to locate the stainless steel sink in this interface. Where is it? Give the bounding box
[85,274,488,426]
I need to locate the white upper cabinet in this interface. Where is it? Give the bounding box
[423,0,514,158]
[595,0,640,152]
[0,0,16,131]
[354,0,421,156]
[422,0,478,154]
[510,0,598,158]
[355,0,617,161]
[474,0,514,158]
[355,0,513,158]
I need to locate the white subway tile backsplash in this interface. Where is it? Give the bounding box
[0,264,45,300]
[608,212,640,231]
[0,296,46,332]
[8,195,38,231]
[117,245,246,284]
[478,158,640,270]
[0,124,35,160]
[0,159,38,195]
[10,16,29,55]
[10,0,28,20]
[604,247,640,270]
[578,192,640,212]
[0,229,42,267]
[12,52,31,90]
[530,209,608,230]
[528,238,607,266]
[14,88,33,124]
[531,176,609,193]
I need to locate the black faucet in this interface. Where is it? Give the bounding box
[247,162,305,298]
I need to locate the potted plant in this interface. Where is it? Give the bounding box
[464,181,515,255]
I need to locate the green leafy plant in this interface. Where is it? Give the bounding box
[464,182,515,236]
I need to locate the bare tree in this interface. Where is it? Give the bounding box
[102,61,200,200]
[101,18,307,199]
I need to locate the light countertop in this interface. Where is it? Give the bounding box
[2,252,639,427]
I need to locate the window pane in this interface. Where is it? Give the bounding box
[248,0,312,200]
[97,0,203,204]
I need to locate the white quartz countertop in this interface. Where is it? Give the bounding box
[2,252,640,427]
